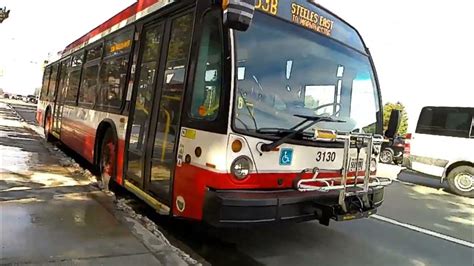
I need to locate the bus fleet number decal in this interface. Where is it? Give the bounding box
[316,151,336,162]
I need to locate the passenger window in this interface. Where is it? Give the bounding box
[41,67,51,101]
[65,51,84,104]
[48,64,59,100]
[98,57,129,108]
[66,69,81,103]
[86,44,103,61]
[190,12,223,121]
[79,65,99,105]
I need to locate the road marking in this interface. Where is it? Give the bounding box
[371,214,474,248]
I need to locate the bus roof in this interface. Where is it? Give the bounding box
[61,0,367,56]
[62,0,168,56]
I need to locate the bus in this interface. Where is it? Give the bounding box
[37,0,400,226]
[404,106,473,197]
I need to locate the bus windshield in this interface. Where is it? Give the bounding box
[233,12,380,136]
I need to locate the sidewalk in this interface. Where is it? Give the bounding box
[0,103,195,265]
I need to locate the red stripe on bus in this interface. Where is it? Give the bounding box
[173,163,374,220]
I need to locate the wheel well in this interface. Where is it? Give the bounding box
[446,161,474,177]
[94,121,117,166]
[43,105,52,126]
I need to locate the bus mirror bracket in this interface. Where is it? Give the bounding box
[385,109,401,139]
[222,0,256,31]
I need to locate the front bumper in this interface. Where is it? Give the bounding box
[203,186,384,227]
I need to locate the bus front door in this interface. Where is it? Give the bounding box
[125,11,194,206]
[52,60,68,137]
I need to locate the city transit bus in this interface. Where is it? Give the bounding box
[37,0,400,226]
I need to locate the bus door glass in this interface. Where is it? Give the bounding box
[52,58,71,135]
[148,13,193,200]
[126,22,165,187]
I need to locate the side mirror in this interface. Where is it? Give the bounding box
[385,109,401,138]
[222,0,256,31]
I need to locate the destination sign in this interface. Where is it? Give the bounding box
[255,0,365,52]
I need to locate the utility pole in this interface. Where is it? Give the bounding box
[0,6,10,23]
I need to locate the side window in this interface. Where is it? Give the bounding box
[98,30,133,108]
[98,57,129,108]
[65,52,84,103]
[417,108,471,138]
[79,64,100,105]
[40,67,51,101]
[57,58,71,98]
[78,46,102,106]
[47,64,59,100]
[190,11,223,121]
[66,70,81,102]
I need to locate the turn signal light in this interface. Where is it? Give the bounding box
[231,139,243,153]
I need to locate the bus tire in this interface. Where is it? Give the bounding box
[98,128,117,192]
[44,109,54,142]
[447,166,474,198]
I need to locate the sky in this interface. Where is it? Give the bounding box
[0,0,472,131]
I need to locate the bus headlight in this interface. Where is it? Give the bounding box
[231,156,252,180]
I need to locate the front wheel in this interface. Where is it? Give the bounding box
[99,129,117,192]
[447,166,474,198]
[379,149,394,164]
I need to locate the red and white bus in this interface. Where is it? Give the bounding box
[37,0,400,226]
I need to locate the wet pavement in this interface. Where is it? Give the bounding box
[0,102,197,265]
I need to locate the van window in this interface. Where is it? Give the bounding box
[416,107,473,138]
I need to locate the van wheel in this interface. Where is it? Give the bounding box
[379,149,393,164]
[44,110,54,142]
[447,166,474,198]
[99,129,117,192]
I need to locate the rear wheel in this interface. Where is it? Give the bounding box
[99,129,117,192]
[447,166,474,198]
[379,149,394,164]
[43,110,54,142]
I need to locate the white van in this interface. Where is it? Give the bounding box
[404,106,474,197]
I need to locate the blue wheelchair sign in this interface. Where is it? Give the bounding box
[279,148,293,166]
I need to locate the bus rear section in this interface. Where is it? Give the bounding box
[405,106,474,197]
[38,0,399,226]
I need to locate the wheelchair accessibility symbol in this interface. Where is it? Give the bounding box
[279,148,293,166]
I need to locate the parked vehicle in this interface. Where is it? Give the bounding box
[380,136,405,165]
[404,106,474,197]
[3,93,9,99]
[24,95,37,103]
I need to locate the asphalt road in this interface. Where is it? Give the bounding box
[9,101,474,266]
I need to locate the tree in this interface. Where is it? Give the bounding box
[383,102,409,135]
[0,7,10,23]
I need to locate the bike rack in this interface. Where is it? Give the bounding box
[296,133,391,212]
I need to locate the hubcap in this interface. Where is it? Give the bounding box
[454,173,474,192]
[380,151,390,162]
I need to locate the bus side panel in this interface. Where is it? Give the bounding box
[36,100,50,126]
[59,105,128,172]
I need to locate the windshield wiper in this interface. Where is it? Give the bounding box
[260,115,345,152]
[238,90,258,130]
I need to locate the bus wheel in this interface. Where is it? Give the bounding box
[99,129,116,192]
[447,166,474,198]
[44,110,54,142]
